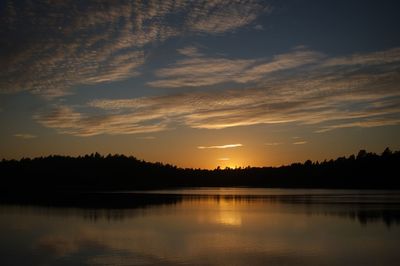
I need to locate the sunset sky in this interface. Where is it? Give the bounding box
[1,0,400,169]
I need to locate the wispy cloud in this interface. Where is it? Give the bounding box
[264,142,282,146]
[148,57,255,88]
[198,144,243,149]
[14,133,37,139]
[0,0,269,98]
[177,46,203,57]
[35,47,400,136]
[234,50,324,83]
[148,49,323,88]
[34,106,168,136]
[217,158,230,161]
[315,117,400,133]
[293,141,307,145]
[186,1,269,34]
[322,47,400,67]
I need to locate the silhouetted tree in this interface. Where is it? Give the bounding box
[357,149,367,160]
[0,148,399,192]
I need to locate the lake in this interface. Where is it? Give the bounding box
[1,188,400,265]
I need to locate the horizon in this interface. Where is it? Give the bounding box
[2,147,396,170]
[1,0,400,169]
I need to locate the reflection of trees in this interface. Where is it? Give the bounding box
[308,208,400,228]
[351,209,400,227]
[2,192,400,227]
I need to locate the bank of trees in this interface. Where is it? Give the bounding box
[1,148,399,191]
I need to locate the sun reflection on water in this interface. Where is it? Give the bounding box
[216,211,242,226]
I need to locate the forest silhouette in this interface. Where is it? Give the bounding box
[1,148,399,192]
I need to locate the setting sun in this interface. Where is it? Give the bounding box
[216,159,245,169]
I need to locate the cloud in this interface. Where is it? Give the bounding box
[315,117,400,133]
[217,158,230,161]
[186,1,269,34]
[322,47,400,67]
[264,142,282,146]
[148,57,254,88]
[34,106,168,136]
[235,50,324,83]
[177,46,203,57]
[0,0,269,98]
[35,47,400,136]
[197,144,243,149]
[293,141,307,145]
[14,133,37,139]
[148,49,323,88]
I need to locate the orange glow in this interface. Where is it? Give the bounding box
[215,158,244,169]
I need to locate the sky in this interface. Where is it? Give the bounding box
[1,0,400,169]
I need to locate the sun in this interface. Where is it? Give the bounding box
[216,158,244,169]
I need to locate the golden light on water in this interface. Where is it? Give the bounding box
[216,212,242,226]
[192,196,243,227]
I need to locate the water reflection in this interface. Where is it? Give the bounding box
[1,189,400,266]
[1,190,400,227]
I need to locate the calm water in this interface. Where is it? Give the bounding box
[1,188,400,266]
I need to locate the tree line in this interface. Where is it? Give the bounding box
[1,148,399,191]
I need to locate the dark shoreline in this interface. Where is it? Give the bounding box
[1,148,400,193]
